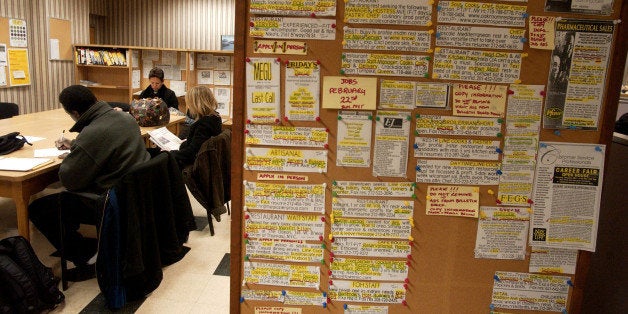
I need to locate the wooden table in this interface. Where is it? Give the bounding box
[0,108,184,240]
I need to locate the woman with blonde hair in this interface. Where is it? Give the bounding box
[170,85,222,167]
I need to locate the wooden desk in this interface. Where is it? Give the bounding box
[0,109,184,240]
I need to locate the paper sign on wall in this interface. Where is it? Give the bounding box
[322,76,377,110]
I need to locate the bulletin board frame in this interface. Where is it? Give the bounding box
[230,1,628,314]
[48,18,73,61]
[0,16,31,88]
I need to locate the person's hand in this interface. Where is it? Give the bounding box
[58,152,70,159]
[55,138,72,150]
[113,107,123,111]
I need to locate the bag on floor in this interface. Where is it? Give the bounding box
[0,236,64,313]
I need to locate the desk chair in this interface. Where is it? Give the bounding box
[182,128,231,236]
[59,152,196,309]
[0,102,19,119]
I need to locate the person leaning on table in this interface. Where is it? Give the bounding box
[28,85,151,279]
[138,67,179,110]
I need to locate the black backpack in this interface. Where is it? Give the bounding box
[0,236,64,313]
[0,132,31,155]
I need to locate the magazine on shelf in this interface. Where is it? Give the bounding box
[147,127,183,151]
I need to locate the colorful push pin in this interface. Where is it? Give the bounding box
[540,90,546,96]
[404,283,409,290]
[514,79,522,84]
[494,274,500,281]
[244,255,249,261]
[435,32,441,38]
[489,304,495,310]
[321,217,326,222]
[246,119,251,124]
[368,115,373,120]
[409,240,414,246]
[426,21,433,27]
[497,132,502,138]
[497,118,503,124]
[415,130,419,136]
[522,12,529,18]
[520,37,527,43]
[337,115,342,120]
[329,233,334,241]
[331,23,336,28]
[249,21,255,27]
[243,232,249,238]
[424,73,429,78]
[315,116,321,122]
[507,89,514,95]
[327,297,331,304]
[416,165,421,171]
[540,143,547,148]
[319,235,324,241]
[428,29,435,35]
[329,280,333,285]
[487,189,494,195]
[568,125,577,130]
[595,146,602,152]
[321,243,326,249]
[413,143,419,149]
[496,148,502,154]
[562,309,568,314]
[412,194,417,199]
[244,129,249,134]
[404,278,410,284]
[432,73,439,79]
[310,12,316,18]
[324,143,329,149]
[411,182,417,188]
[407,254,412,260]
[340,69,345,75]
[328,270,333,276]
[325,128,330,133]
[409,218,415,227]
[320,259,325,265]
[415,113,421,119]
[496,199,502,204]
[521,53,529,58]
[496,169,502,175]
[244,238,249,244]
[406,115,412,121]
[244,213,250,220]
[332,191,338,197]
[376,116,380,121]
[240,296,245,303]
[567,279,574,287]
[408,235,414,242]
[436,5,442,11]
[322,302,327,308]
[274,118,280,124]
[554,130,561,136]
[527,199,534,205]
[402,300,408,306]
[322,292,327,298]
[344,304,348,310]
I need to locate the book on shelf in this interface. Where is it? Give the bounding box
[147,127,184,151]
[0,157,54,171]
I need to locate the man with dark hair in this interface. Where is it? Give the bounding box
[138,67,179,109]
[29,85,150,279]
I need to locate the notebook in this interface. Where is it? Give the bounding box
[0,157,54,171]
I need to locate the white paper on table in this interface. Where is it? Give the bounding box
[34,148,70,158]
[23,136,45,143]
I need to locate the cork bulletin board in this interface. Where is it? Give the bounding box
[0,16,31,87]
[230,1,628,313]
[48,18,72,61]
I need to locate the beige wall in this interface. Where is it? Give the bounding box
[0,0,235,113]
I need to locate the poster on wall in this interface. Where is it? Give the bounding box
[246,58,280,123]
[9,19,27,47]
[8,48,30,86]
[529,142,605,252]
[545,0,614,15]
[543,19,615,130]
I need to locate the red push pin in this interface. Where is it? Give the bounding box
[321,217,326,222]
[406,260,411,266]
[527,199,534,204]
[325,128,330,133]
[329,252,335,258]
[319,235,324,241]
[244,129,249,134]
[246,119,251,124]
[310,13,316,18]
[328,270,332,276]
[245,57,251,63]
[507,89,514,95]
[407,254,412,260]
[284,60,290,65]
[402,300,408,306]
[331,24,336,28]
[243,233,249,238]
[317,60,321,65]
[404,278,410,284]
[409,241,414,246]
[330,257,334,263]
[403,283,408,289]
[244,214,250,219]
[327,297,331,304]
[276,57,281,63]
[249,21,255,27]
[496,199,502,204]
[283,116,289,122]
[274,118,280,124]
[315,116,321,122]
[329,280,333,285]
[324,144,329,149]
[540,90,546,96]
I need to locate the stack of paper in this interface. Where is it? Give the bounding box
[0,157,53,171]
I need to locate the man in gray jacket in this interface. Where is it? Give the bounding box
[29,85,150,278]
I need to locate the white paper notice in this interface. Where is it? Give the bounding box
[344,0,432,26]
[49,39,60,60]
[437,1,527,27]
[246,239,324,263]
[491,271,571,312]
[243,262,320,288]
[380,80,450,109]
[332,238,411,258]
[529,142,605,251]
[332,217,412,239]
[414,138,501,160]
[328,280,405,303]
[246,58,281,123]
[245,212,324,241]
[342,52,429,77]
[426,185,480,218]
[372,111,411,178]
[416,115,502,137]
[245,125,328,147]
[285,60,320,121]
[243,182,325,213]
[333,181,415,198]
[250,17,336,40]
[416,160,501,185]
[330,257,408,281]
[332,198,413,220]
[529,247,578,274]
[245,147,327,173]
[433,48,521,83]
[336,111,372,168]
[436,25,525,50]
[250,0,336,16]
[343,27,431,52]
[197,70,214,85]
[475,207,529,260]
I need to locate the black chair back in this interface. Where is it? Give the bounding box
[0,102,19,119]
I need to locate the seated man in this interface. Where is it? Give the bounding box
[29,85,150,278]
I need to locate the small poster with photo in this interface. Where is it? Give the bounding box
[214,70,231,85]
[221,35,234,51]
[197,70,214,85]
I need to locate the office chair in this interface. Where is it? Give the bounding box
[0,102,19,119]
[182,128,231,236]
[59,152,196,308]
